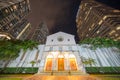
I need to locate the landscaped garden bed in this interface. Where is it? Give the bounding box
[0,67,38,74]
[0,78,22,80]
[86,67,120,74]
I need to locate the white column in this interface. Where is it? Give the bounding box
[64,58,69,70]
[52,58,57,71]
[75,52,83,71]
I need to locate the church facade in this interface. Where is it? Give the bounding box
[1,32,120,74]
[38,32,86,74]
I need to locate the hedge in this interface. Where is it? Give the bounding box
[0,67,38,74]
[85,67,120,74]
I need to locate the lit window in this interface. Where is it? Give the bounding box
[9,2,14,4]
[117,37,120,40]
[0,34,11,40]
[103,16,107,20]
[13,5,17,10]
[113,10,119,12]
[89,28,91,31]
[10,8,13,11]
[91,24,95,28]
[116,26,120,30]
[109,30,115,35]
[5,9,8,13]
[98,20,103,25]
[86,34,88,37]
[115,34,118,37]
[10,23,13,26]
[96,31,100,34]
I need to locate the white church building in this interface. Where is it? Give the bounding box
[1,32,120,74]
[38,32,86,74]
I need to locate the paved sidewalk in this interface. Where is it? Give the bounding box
[24,75,100,80]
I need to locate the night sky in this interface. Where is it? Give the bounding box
[28,0,81,41]
[28,0,120,42]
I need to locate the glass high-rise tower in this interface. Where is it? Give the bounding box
[76,0,120,41]
[30,22,49,44]
[0,0,31,40]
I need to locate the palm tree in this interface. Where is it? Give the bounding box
[81,56,96,67]
[87,58,96,67]
[30,60,36,73]
[80,56,89,66]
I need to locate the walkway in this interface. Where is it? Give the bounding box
[24,74,100,80]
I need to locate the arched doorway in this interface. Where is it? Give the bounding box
[45,54,53,71]
[69,54,77,71]
[58,54,64,71]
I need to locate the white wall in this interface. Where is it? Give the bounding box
[46,32,76,45]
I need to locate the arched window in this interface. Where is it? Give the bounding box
[69,54,77,71]
[58,54,64,71]
[45,54,53,71]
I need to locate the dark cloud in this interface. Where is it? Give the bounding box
[28,0,81,42]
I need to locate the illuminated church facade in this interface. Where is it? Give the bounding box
[38,32,86,74]
[1,32,120,74]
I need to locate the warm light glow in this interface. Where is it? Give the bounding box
[26,75,101,80]
[13,5,17,9]
[103,16,107,20]
[113,10,120,12]
[69,58,77,70]
[109,30,115,35]
[116,26,120,30]
[96,31,100,34]
[5,9,8,13]
[0,34,11,40]
[51,51,59,58]
[16,23,30,39]
[69,54,75,58]
[98,20,103,25]
[115,34,118,37]
[9,2,14,4]
[45,58,52,71]
[58,58,64,71]
[91,23,95,28]
[86,34,88,37]
[64,52,69,58]
[69,54,77,70]
[58,54,64,58]
[45,54,53,71]
[89,28,91,31]
[47,54,53,58]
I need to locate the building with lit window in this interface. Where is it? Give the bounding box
[0,0,31,40]
[76,0,120,41]
[31,22,49,44]
[1,32,119,75]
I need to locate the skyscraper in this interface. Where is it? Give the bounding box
[0,0,31,40]
[76,0,120,41]
[31,22,49,44]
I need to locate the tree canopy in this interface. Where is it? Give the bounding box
[79,37,120,50]
[0,39,39,61]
